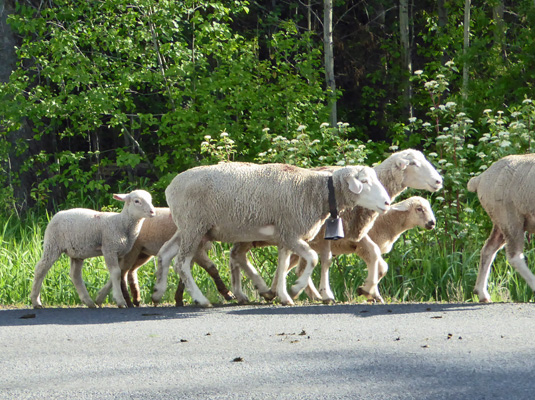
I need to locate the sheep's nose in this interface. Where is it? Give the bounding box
[426,220,436,230]
[385,200,391,207]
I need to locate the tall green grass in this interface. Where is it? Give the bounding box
[1,212,534,308]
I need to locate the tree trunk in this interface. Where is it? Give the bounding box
[437,0,448,65]
[399,0,412,121]
[1,0,39,213]
[493,1,505,61]
[462,0,471,100]
[324,0,337,127]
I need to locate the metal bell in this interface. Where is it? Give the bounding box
[324,217,344,240]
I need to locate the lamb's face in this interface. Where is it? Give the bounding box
[408,198,436,230]
[343,166,391,214]
[397,150,443,192]
[114,190,156,219]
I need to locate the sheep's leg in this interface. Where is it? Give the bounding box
[272,254,321,300]
[355,235,385,303]
[95,280,113,307]
[274,247,294,305]
[194,250,235,301]
[230,243,273,303]
[294,257,322,301]
[474,225,505,303]
[175,249,234,307]
[316,241,336,303]
[103,254,128,308]
[175,255,212,307]
[287,239,319,301]
[30,248,62,308]
[120,269,134,308]
[69,258,97,308]
[171,230,212,307]
[152,231,181,305]
[127,253,153,307]
[503,226,535,296]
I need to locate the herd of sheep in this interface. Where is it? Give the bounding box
[29,150,535,308]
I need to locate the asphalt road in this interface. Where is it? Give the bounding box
[1,302,534,399]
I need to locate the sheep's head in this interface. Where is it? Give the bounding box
[114,190,156,219]
[336,166,391,214]
[391,196,436,230]
[394,149,443,192]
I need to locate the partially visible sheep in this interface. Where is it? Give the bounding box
[94,207,234,307]
[30,190,156,309]
[229,149,442,303]
[292,196,436,300]
[152,162,391,307]
[468,154,535,303]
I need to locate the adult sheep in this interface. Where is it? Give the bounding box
[229,149,442,304]
[468,153,535,303]
[94,207,234,307]
[30,190,156,309]
[152,162,391,307]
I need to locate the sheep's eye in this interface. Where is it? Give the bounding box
[360,178,368,184]
[134,199,141,204]
[416,207,423,212]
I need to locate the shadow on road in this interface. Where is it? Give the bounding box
[0,301,489,327]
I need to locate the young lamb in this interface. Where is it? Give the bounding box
[94,207,234,307]
[30,190,156,309]
[291,196,436,300]
[468,153,535,303]
[152,162,391,307]
[229,149,442,304]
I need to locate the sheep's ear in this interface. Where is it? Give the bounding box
[396,158,410,170]
[346,176,363,194]
[390,202,410,212]
[113,194,127,202]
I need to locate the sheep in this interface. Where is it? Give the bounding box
[152,162,392,307]
[229,149,443,304]
[94,207,234,307]
[30,190,156,309]
[292,196,436,300]
[468,153,535,303]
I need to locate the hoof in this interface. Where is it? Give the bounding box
[322,299,335,305]
[223,291,236,301]
[357,287,384,304]
[280,299,295,306]
[33,305,43,309]
[193,300,213,308]
[261,290,276,301]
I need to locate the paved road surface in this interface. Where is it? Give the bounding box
[1,302,534,399]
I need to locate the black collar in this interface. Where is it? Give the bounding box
[327,176,338,219]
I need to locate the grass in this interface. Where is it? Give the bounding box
[1,212,534,308]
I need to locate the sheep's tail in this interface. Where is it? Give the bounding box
[467,175,481,193]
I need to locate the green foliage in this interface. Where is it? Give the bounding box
[255,122,373,168]
[1,0,328,209]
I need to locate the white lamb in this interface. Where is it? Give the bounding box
[468,153,535,303]
[229,149,442,304]
[94,207,234,307]
[292,196,436,300]
[152,162,391,307]
[30,190,156,309]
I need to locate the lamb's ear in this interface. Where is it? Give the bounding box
[396,158,410,170]
[390,202,410,212]
[113,194,127,202]
[346,176,363,194]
